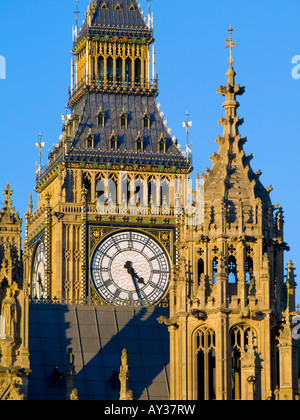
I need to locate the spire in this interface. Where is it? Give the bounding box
[25,193,33,223]
[217,27,245,139]
[202,27,272,219]
[0,185,21,228]
[74,0,152,45]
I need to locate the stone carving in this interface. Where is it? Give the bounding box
[1,287,17,341]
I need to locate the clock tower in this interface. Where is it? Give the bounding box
[25,0,191,308]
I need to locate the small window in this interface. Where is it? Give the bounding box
[121,117,127,128]
[129,4,135,11]
[109,370,120,391]
[137,141,143,151]
[135,132,144,152]
[115,2,122,9]
[101,2,108,9]
[98,115,104,127]
[109,131,118,150]
[246,257,253,284]
[198,258,204,285]
[213,257,218,284]
[120,109,128,129]
[142,117,150,130]
[159,142,165,153]
[228,255,237,284]
[86,130,94,149]
[158,134,166,153]
[48,367,64,389]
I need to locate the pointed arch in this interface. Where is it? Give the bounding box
[194,326,216,401]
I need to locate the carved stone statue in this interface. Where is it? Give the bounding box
[70,388,79,401]
[1,287,17,341]
[119,349,133,401]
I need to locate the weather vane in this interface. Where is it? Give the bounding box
[36,132,45,173]
[224,25,237,65]
[74,0,80,29]
[73,0,80,39]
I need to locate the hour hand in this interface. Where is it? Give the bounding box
[124,261,145,284]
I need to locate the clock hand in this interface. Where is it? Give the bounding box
[38,273,44,292]
[124,261,145,284]
[124,261,144,300]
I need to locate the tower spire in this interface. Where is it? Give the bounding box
[217,28,244,139]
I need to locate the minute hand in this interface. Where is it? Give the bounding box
[124,261,144,299]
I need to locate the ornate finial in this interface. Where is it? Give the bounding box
[224,25,238,65]
[25,193,33,221]
[3,184,13,205]
[36,132,45,173]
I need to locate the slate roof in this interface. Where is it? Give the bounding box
[67,93,189,168]
[28,304,170,401]
[76,0,152,44]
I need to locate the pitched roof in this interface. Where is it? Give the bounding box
[28,304,170,400]
[202,65,272,211]
[66,93,189,169]
[76,0,152,44]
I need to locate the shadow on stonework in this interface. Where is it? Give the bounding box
[28,304,170,401]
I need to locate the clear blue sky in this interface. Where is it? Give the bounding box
[0,0,299,302]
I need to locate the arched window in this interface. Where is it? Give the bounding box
[125,58,132,86]
[98,56,104,79]
[135,58,141,86]
[198,259,204,286]
[245,257,253,285]
[228,255,237,284]
[196,327,216,400]
[107,57,113,82]
[231,325,257,400]
[212,257,218,284]
[116,58,123,83]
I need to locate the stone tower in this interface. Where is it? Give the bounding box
[0,185,30,400]
[168,57,298,400]
[25,0,191,305]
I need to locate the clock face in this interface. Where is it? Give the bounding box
[91,231,170,306]
[31,241,46,299]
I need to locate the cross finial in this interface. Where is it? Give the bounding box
[224,24,238,65]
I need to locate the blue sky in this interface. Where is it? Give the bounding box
[0,0,299,302]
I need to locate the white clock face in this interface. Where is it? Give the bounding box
[92,231,170,306]
[31,241,46,299]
